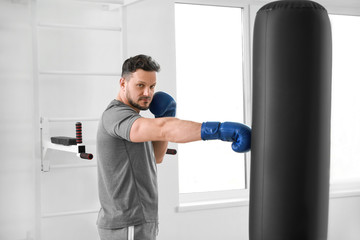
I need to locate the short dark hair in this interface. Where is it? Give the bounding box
[121,54,160,79]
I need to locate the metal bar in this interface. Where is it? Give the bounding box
[38,22,122,32]
[31,0,43,237]
[46,117,99,122]
[50,163,97,170]
[75,0,124,4]
[42,209,99,218]
[45,142,78,153]
[123,0,142,6]
[39,71,121,76]
[47,0,123,4]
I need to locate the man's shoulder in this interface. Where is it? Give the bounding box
[104,100,138,115]
[102,100,141,127]
[106,99,130,110]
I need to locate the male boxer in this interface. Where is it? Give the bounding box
[96,54,250,240]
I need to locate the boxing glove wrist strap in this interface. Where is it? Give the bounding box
[201,122,222,140]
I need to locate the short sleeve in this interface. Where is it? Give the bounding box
[102,105,141,141]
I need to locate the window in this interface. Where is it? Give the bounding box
[329,14,360,185]
[175,3,249,195]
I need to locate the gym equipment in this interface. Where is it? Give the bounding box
[51,122,93,160]
[47,120,176,169]
[250,1,332,239]
[166,148,177,155]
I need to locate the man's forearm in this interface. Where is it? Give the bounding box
[160,118,202,143]
[152,141,168,164]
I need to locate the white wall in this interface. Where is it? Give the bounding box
[329,196,360,240]
[0,1,36,240]
[36,1,122,240]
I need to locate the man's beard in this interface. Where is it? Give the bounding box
[127,92,151,111]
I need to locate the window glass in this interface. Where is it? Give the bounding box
[175,3,246,193]
[329,14,360,183]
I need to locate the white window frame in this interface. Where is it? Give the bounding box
[175,0,252,212]
[326,6,360,199]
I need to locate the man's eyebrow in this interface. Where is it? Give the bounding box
[136,80,147,84]
[136,80,156,86]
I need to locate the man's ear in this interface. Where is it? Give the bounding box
[120,77,126,90]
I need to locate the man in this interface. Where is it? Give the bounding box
[96,54,251,240]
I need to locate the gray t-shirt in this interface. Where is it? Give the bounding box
[96,99,158,229]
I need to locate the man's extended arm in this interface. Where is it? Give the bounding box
[130,117,202,143]
[130,91,250,163]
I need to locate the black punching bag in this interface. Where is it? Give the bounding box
[250,1,332,240]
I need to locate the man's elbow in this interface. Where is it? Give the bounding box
[156,157,164,164]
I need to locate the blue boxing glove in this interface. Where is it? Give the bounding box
[149,91,176,118]
[201,122,251,153]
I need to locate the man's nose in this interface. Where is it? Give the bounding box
[143,87,150,96]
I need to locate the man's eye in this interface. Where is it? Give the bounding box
[150,85,156,89]
[138,84,144,88]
